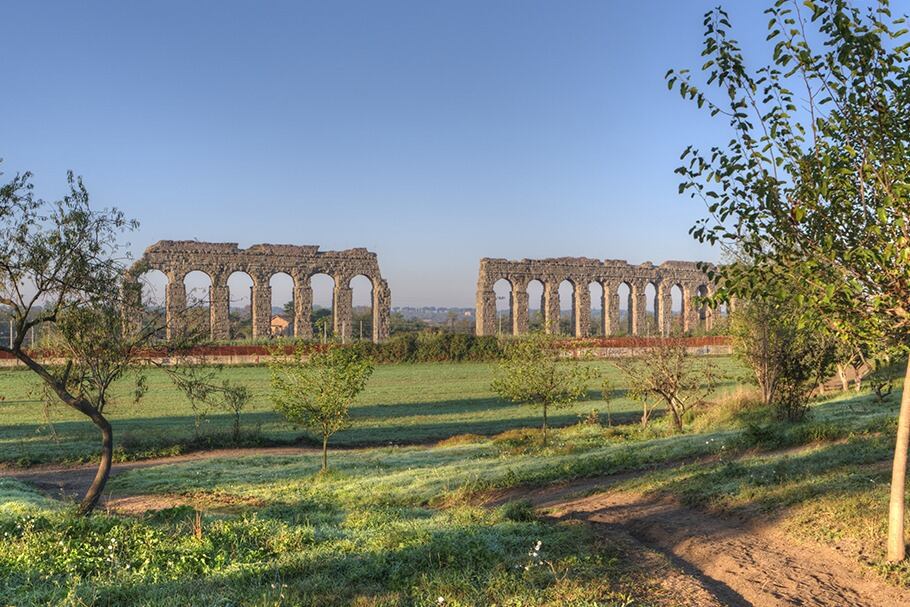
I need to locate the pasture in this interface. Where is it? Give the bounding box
[0,358,744,465]
[0,384,907,605]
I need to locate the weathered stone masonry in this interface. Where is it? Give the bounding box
[475,257,715,337]
[127,241,391,343]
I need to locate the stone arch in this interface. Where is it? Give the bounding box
[670,283,686,335]
[616,282,632,336]
[643,281,659,336]
[349,274,376,340]
[135,269,169,310]
[128,269,169,340]
[588,281,604,336]
[269,272,294,337]
[226,271,254,340]
[555,279,573,335]
[309,272,336,342]
[183,270,214,338]
[492,278,513,335]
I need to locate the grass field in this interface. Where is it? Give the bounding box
[0,383,907,605]
[4,356,909,605]
[0,358,745,465]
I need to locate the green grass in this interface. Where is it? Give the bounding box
[5,356,907,605]
[0,358,745,465]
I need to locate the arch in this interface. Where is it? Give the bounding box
[310,272,335,342]
[558,279,575,336]
[616,282,632,336]
[670,283,685,334]
[269,272,294,337]
[644,282,659,336]
[493,278,513,335]
[588,281,604,336]
[526,279,544,331]
[226,271,254,340]
[131,269,169,340]
[349,274,375,340]
[183,270,213,337]
[136,269,169,310]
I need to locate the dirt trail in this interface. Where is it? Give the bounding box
[0,446,320,501]
[535,488,910,607]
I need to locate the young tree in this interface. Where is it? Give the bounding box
[491,333,595,446]
[216,380,252,443]
[614,341,720,432]
[269,345,374,470]
[0,169,137,514]
[669,0,910,559]
[0,168,208,514]
[729,298,835,420]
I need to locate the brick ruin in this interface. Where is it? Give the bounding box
[127,241,391,343]
[475,257,716,337]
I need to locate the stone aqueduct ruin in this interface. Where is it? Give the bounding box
[127,241,391,342]
[475,257,716,338]
[126,241,715,342]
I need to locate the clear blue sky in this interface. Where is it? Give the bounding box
[1,1,770,307]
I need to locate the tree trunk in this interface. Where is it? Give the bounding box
[887,356,910,561]
[322,434,328,471]
[670,406,683,433]
[79,412,113,515]
[542,403,548,447]
[836,365,849,392]
[10,349,114,516]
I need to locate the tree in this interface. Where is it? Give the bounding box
[729,298,835,420]
[669,0,910,559]
[269,345,374,470]
[216,380,252,443]
[614,341,720,432]
[0,169,135,516]
[491,333,595,446]
[0,168,209,514]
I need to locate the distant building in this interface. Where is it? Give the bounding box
[270,314,291,336]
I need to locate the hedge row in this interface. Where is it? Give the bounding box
[346,333,503,363]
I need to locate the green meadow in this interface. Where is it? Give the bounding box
[0,358,745,465]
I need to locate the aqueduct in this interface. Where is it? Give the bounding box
[475,257,716,338]
[127,241,391,343]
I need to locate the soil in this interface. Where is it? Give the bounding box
[507,478,910,607]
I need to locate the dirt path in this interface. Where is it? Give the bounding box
[0,446,321,502]
[532,487,910,607]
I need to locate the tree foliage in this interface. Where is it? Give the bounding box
[269,345,374,470]
[491,333,595,446]
[729,298,835,420]
[614,341,720,432]
[669,0,910,559]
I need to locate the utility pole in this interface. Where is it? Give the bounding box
[359,320,363,340]
[8,319,12,348]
